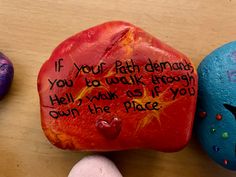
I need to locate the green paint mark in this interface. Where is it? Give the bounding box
[222,132,229,139]
[210,128,216,133]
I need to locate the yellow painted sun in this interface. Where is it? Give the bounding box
[133,85,181,132]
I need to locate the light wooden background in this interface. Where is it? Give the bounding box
[0,0,236,177]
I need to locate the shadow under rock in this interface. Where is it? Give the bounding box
[104,149,161,177]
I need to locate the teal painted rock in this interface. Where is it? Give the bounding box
[196,41,236,170]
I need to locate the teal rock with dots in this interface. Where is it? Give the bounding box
[195,41,236,170]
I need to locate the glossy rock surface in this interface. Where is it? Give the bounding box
[68,155,122,177]
[38,21,198,151]
[0,52,14,99]
[196,41,236,170]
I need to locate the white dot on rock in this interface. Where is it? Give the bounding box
[68,155,123,177]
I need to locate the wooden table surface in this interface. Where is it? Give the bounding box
[0,0,236,176]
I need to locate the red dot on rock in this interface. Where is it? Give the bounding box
[216,114,222,120]
[199,111,207,119]
[224,159,228,165]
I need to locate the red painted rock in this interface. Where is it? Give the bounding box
[37,21,198,151]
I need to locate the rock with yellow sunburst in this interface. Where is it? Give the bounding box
[38,21,198,152]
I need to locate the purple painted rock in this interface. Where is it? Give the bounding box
[0,52,14,99]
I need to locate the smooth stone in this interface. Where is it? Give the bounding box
[68,155,122,177]
[0,52,14,99]
[38,21,198,151]
[195,41,236,170]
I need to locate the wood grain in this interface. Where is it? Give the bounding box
[0,0,236,176]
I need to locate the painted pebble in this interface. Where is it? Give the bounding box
[196,41,236,170]
[37,21,198,151]
[0,52,14,99]
[68,155,122,177]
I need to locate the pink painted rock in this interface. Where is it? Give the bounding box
[68,155,122,177]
